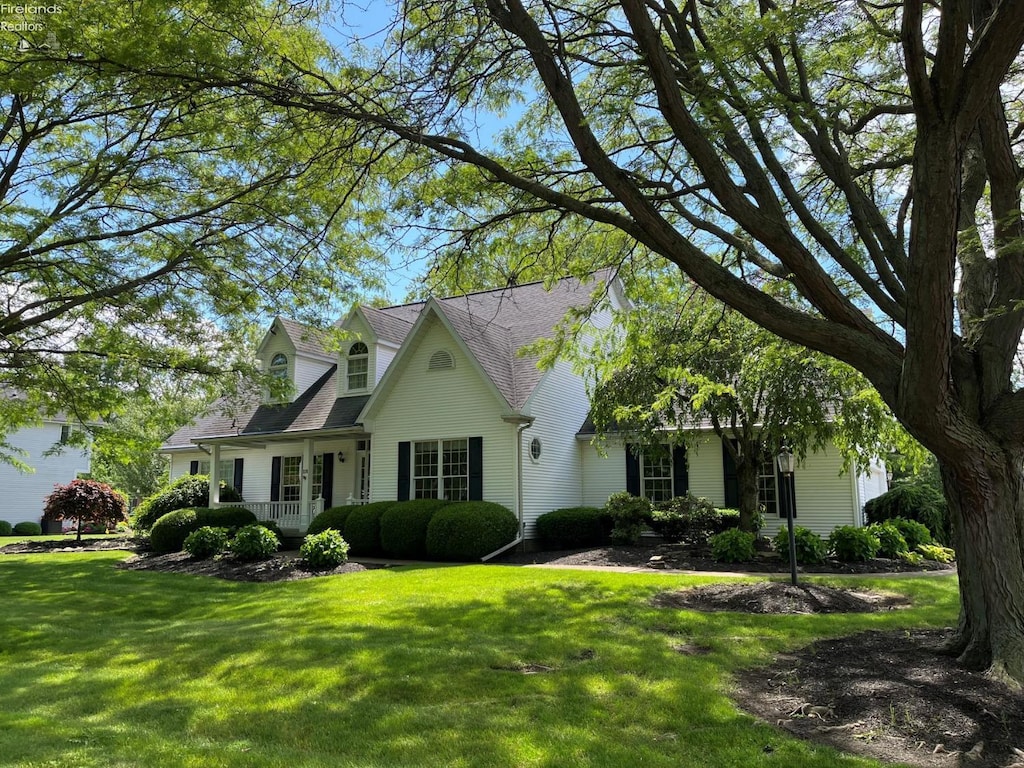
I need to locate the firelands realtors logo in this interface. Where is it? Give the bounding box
[1,4,63,33]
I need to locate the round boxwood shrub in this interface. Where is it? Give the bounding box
[380,499,449,558]
[649,494,720,545]
[604,491,651,545]
[230,524,280,561]
[889,517,933,551]
[709,528,756,563]
[343,501,395,556]
[0,520,12,536]
[300,530,350,569]
[307,505,363,536]
[829,525,881,562]
[864,481,948,543]
[12,521,42,536]
[183,526,230,559]
[150,506,257,554]
[150,508,200,553]
[426,501,519,561]
[535,507,611,550]
[867,522,909,558]
[131,475,243,532]
[772,526,828,565]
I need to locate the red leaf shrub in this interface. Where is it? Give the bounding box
[43,479,128,541]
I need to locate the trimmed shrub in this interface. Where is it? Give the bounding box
[183,526,230,559]
[715,508,743,532]
[889,517,933,551]
[131,474,242,532]
[772,526,828,565]
[535,507,612,550]
[301,530,350,569]
[0,521,12,536]
[307,505,362,536]
[230,524,279,561]
[918,543,956,563]
[150,506,258,554]
[343,501,396,556]
[829,525,881,562]
[380,499,449,558]
[425,501,519,561]
[709,528,756,563]
[149,508,199,553]
[649,494,719,545]
[12,521,42,536]
[604,492,651,545]
[864,481,949,543]
[867,522,909,558]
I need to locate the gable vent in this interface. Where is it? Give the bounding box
[428,349,454,370]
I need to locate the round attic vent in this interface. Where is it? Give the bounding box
[428,349,454,370]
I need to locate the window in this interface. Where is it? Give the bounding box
[413,438,469,501]
[347,342,369,390]
[641,449,674,503]
[269,353,288,382]
[529,437,542,462]
[197,459,235,482]
[758,458,781,516]
[59,424,71,444]
[281,456,302,501]
[312,454,324,500]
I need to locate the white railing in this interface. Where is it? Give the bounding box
[217,498,325,532]
[345,495,369,506]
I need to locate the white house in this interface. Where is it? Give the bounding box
[1,416,92,529]
[161,273,887,540]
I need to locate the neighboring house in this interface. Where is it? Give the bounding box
[161,273,887,540]
[0,416,91,527]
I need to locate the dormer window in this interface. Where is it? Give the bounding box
[269,353,288,382]
[347,342,369,390]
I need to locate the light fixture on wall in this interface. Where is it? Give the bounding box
[337,451,345,463]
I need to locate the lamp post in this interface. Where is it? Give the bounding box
[776,445,798,586]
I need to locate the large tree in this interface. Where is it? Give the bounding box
[586,282,912,532]
[0,0,388,450]
[55,1,1024,682]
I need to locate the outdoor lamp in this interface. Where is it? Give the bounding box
[776,444,798,585]
[776,445,795,475]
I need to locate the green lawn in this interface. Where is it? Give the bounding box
[0,552,958,768]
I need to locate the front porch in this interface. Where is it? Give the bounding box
[211,495,369,534]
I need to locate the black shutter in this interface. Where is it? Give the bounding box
[672,445,688,496]
[468,436,483,501]
[397,442,411,501]
[625,444,640,496]
[233,458,244,496]
[270,456,282,502]
[189,460,199,475]
[321,452,334,508]
[722,440,739,508]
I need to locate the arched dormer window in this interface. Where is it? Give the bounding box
[269,353,288,382]
[347,342,369,390]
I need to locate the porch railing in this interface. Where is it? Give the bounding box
[217,498,325,533]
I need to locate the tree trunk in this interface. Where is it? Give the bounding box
[736,459,761,534]
[76,518,83,543]
[939,453,1024,687]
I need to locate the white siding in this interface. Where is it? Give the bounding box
[581,435,866,538]
[580,440,626,508]
[375,344,398,386]
[519,359,589,536]
[0,421,90,525]
[294,354,333,397]
[365,315,516,511]
[261,333,296,402]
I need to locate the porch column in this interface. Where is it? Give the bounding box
[209,444,221,507]
[301,438,314,527]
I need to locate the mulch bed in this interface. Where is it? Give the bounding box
[6,536,1020,767]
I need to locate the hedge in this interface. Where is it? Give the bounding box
[863,481,949,543]
[12,521,41,536]
[425,501,519,561]
[132,474,242,532]
[150,506,257,553]
[307,505,359,536]
[534,507,610,550]
[343,501,396,556]
[380,499,450,558]
[0,520,12,536]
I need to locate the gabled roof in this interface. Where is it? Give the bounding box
[161,367,368,449]
[256,316,334,359]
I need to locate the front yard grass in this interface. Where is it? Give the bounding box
[0,552,958,767]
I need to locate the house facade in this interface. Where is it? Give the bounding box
[1,417,91,527]
[161,274,886,540]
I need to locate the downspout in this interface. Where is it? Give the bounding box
[482,415,535,562]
